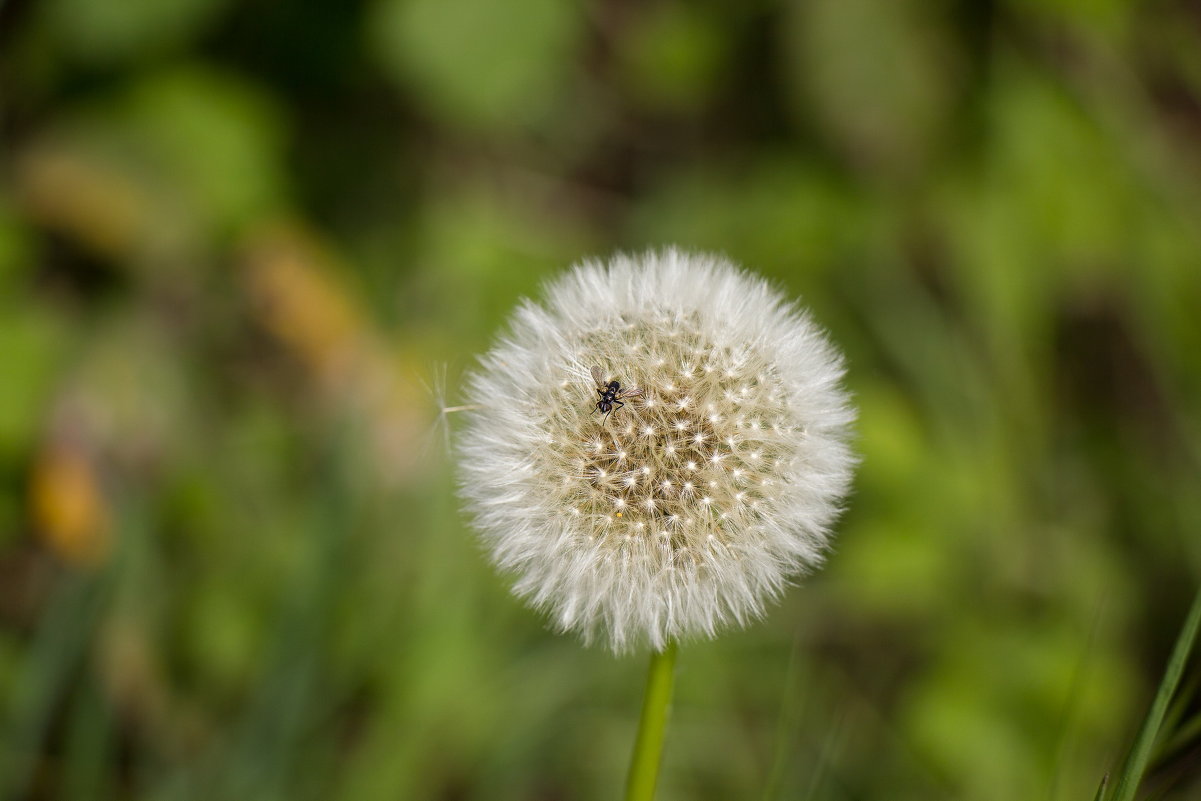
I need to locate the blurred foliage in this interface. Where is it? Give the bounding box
[2,0,1201,800]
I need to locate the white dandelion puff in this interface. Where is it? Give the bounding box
[458,249,855,653]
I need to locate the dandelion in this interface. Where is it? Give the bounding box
[458,249,855,800]
[458,249,855,652]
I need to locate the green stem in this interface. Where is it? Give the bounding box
[624,641,679,801]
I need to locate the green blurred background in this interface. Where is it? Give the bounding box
[2,0,1201,799]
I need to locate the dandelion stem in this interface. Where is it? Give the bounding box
[625,641,678,801]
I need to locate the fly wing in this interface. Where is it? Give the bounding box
[590,365,605,388]
[616,387,644,400]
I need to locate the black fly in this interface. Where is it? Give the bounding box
[591,366,643,423]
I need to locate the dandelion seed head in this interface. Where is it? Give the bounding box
[458,249,855,652]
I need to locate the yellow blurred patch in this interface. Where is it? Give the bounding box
[30,445,112,566]
[242,223,427,482]
[243,225,362,381]
[16,145,148,259]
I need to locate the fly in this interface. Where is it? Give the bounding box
[591,366,643,423]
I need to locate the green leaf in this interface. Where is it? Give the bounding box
[369,0,582,132]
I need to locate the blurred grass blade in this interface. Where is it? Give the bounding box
[762,634,804,801]
[1,573,106,799]
[1093,772,1109,801]
[1110,585,1201,801]
[1154,670,1199,755]
[1156,710,1201,764]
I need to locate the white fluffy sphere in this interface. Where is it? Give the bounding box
[458,249,855,652]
